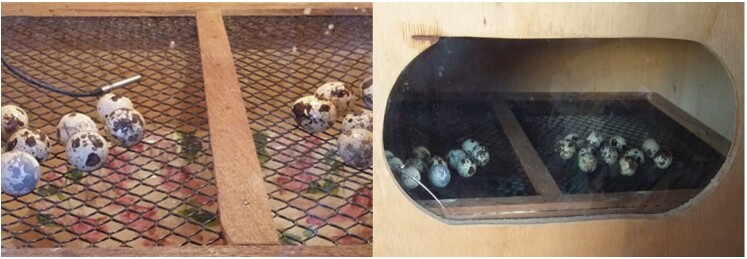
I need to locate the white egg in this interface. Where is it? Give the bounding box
[411,146,431,161]
[653,150,673,169]
[6,128,51,162]
[428,164,451,188]
[555,139,576,160]
[600,145,619,165]
[578,153,598,173]
[400,166,421,190]
[586,131,604,148]
[66,131,109,171]
[1,105,29,143]
[609,135,627,151]
[428,156,447,168]
[57,112,98,145]
[360,77,372,109]
[105,108,146,147]
[642,138,660,158]
[461,139,480,153]
[1,151,40,196]
[387,156,404,173]
[336,128,372,169]
[404,157,426,174]
[314,81,357,115]
[467,145,490,166]
[292,95,337,133]
[619,156,638,176]
[624,148,645,164]
[340,109,372,133]
[96,93,134,123]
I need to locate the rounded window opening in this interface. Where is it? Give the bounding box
[383,38,735,222]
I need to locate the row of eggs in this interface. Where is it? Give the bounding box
[1,93,146,196]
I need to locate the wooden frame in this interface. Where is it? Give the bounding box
[1,2,372,257]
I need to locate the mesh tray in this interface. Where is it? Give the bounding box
[1,17,223,248]
[509,98,725,193]
[384,100,535,200]
[225,16,372,246]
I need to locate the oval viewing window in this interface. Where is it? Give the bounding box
[383,38,735,222]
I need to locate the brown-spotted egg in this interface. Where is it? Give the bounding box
[6,128,51,162]
[340,109,372,133]
[447,149,476,178]
[105,108,146,147]
[57,112,98,145]
[66,131,109,171]
[642,138,660,158]
[586,131,604,148]
[411,146,431,161]
[555,139,576,160]
[315,81,356,115]
[653,149,673,169]
[336,128,372,169]
[360,77,372,109]
[624,148,645,164]
[578,152,598,173]
[609,135,627,151]
[619,156,638,176]
[1,105,28,143]
[292,95,337,133]
[96,93,134,123]
[600,145,619,165]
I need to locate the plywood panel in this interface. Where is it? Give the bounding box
[373,2,743,256]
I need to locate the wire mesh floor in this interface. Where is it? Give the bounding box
[1,17,223,248]
[509,98,725,193]
[225,16,372,246]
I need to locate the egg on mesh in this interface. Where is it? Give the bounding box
[1,105,29,143]
[340,109,372,133]
[600,145,619,165]
[387,156,404,173]
[555,139,576,160]
[291,95,337,133]
[384,150,396,160]
[96,93,134,123]
[586,131,604,148]
[624,148,645,164]
[653,149,673,169]
[360,77,372,109]
[1,151,40,196]
[411,146,431,161]
[447,149,477,178]
[428,156,447,168]
[428,164,451,188]
[314,81,357,115]
[466,145,490,167]
[57,112,98,145]
[6,128,51,162]
[461,139,480,153]
[609,135,627,151]
[404,157,426,174]
[642,138,660,158]
[564,133,583,146]
[336,128,372,169]
[66,131,109,172]
[578,145,595,156]
[578,153,598,173]
[619,156,638,176]
[400,166,421,190]
[105,108,146,147]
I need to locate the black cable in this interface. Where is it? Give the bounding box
[1,54,103,97]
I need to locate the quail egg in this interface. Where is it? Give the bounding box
[6,128,51,162]
[578,152,598,173]
[624,148,645,165]
[555,139,576,160]
[387,156,404,173]
[428,156,447,168]
[292,95,337,133]
[1,151,40,196]
[1,105,29,143]
[400,166,421,190]
[619,156,638,176]
[360,77,372,109]
[466,145,490,167]
[384,150,396,160]
[340,109,372,133]
[447,149,477,178]
[411,146,431,161]
[642,138,660,158]
[600,145,619,165]
[57,112,98,145]
[586,131,604,148]
[447,149,467,167]
[315,81,356,115]
[105,108,146,147]
[405,157,426,174]
[96,93,134,123]
[428,164,451,188]
[579,145,595,156]
[564,133,583,146]
[653,150,673,169]
[66,131,109,171]
[609,135,627,151]
[336,128,372,169]
[461,139,480,153]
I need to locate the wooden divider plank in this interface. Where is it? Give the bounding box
[196,10,277,245]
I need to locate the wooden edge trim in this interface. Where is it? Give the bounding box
[648,93,732,156]
[1,3,372,17]
[196,10,277,245]
[1,244,372,257]
[491,97,562,196]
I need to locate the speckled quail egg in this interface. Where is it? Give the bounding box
[564,133,583,146]
[400,166,421,190]
[578,145,595,156]
[600,145,619,165]
[292,95,337,133]
[57,112,98,145]
[360,77,372,109]
[315,81,356,115]
[642,138,660,158]
[411,146,431,161]
[105,108,146,147]
[1,105,29,143]
[653,150,673,169]
[66,131,109,171]
[340,109,372,133]
[586,131,604,148]
[578,152,598,173]
[624,148,645,165]
[466,145,490,166]
[461,139,480,153]
[609,135,627,151]
[555,139,576,160]
[384,150,396,160]
[447,149,467,168]
[447,149,477,178]
[336,128,372,169]
[1,151,40,196]
[96,93,134,123]
[405,157,427,174]
[6,128,51,162]
[428,164,451,188]
[387,156,404,173]
[619,156,638,176]
[428,156,447,168]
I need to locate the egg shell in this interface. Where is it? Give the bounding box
[653,150,673,169]
[96,93,134,123]
[411,146,431,161]
[428,164,451,188]
[578,153,598,173]
[6,128,51,162]
[340,109,372,133]
[578,145,595,156]
[1,151,40,196]
[405,157,426,174]
[387,156,404,173]
[447,149,467,168]
[555,139,576,160]
[400,166,421,189]
[428,156,447,168]
[642,138,660,158]
[57,112,98,145]
[292,95,337,133]
[314,81,356,115]
[456,156,477,178]
[337,128,372,169]
[461,139,480,153]
[384,150,396,160]
[609,135,627,151]
[564,133,583,146]
[586,131,604,148]
[624,148,645,164]
[470,145,490,166]
[1,105,29,143]
[66,131,109,171]
[360,77,373,109]
[600,145,619,165]
[619,156,638,176]
[105,108,146,147]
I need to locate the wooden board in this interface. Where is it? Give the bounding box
[373,2,743,256]
[196,10,277,245]
[2,244,372,257]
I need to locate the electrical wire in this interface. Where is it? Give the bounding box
[1,54,105,97]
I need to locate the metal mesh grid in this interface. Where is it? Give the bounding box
[509,98,725,193]
[225,16,372,246]
[1,17,223,248]
[383,100,535,200]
